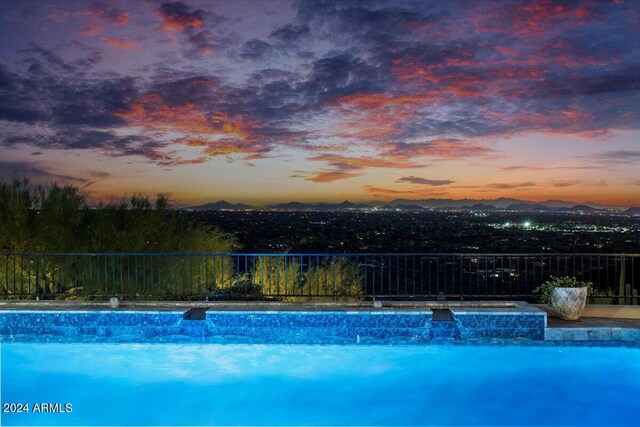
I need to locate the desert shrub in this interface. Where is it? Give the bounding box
[290,258,363,302]
[220,282,269,301]
[0,178,238,300]
[590,288,617,304]
[251,256,301,297]
[0,178,34,252]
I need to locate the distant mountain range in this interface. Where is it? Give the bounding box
[381,197,581,209]
[190,200,254,210]
[625,206,640,215]
[187,198,639,214]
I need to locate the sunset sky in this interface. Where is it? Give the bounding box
[0,0,639,206]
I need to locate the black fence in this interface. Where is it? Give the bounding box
[0,253,638,303]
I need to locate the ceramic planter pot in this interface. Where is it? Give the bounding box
[551,287,587,320]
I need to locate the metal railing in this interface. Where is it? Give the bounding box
[0,253,638,303]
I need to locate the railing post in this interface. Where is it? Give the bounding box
[35,253,40,298]
[619,255,626,305]
[633,256,638,305]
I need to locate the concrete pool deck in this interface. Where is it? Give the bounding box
[534,304,640,342]
[545,316,640,342]
[547,317,640,328]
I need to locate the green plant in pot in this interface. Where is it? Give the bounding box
[534,276,593,320]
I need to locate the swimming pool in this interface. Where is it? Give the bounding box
[1,308,639,426]
[3,342,639,426]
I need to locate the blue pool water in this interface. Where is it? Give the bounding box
[3,342,640,426]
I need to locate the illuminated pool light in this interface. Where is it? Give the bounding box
[523,221,532,228]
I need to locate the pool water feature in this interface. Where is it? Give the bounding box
[3,343,639,426]
[430,309,460,339]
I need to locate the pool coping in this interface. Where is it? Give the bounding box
[0,299,539,312]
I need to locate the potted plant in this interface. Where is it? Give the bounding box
[534,276,593,320]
